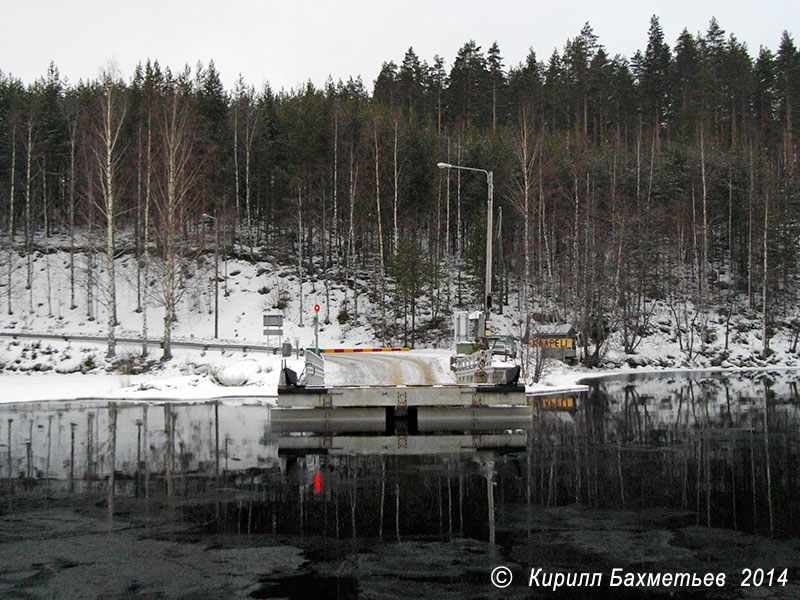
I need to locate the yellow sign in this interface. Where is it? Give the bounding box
[529,397,575,409]
[529,337,574,349]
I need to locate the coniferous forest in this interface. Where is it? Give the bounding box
[1,17,799,363]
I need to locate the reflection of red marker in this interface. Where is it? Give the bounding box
[314,469,322,493]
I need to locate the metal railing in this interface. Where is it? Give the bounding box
[302,349,325,386]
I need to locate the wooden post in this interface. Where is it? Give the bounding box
[135,419,142,497]
[485,459,496,546]
[69,422,76,493]
[142,406,149,500]
[164,405,173,498]
[395,482,400,541]
[215,401,220,484]
[6,419,13,495]
[107,403,117,524]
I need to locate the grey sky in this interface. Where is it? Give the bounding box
[2,0,797,92]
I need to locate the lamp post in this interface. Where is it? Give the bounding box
[436,162,494,318]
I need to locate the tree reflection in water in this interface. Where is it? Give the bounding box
[1,369,799,543]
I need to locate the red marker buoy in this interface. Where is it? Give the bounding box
[314,469,322,494]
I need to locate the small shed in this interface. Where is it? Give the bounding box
[526,324,577,362]
[453,310,486,354]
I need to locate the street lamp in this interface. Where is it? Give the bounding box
[202,213,220,339]
[436,162,494,318]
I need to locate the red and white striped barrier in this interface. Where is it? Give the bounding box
[323,347,410,353]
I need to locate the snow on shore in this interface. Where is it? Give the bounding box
[1,249,798,402]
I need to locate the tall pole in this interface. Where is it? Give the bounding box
[314,304,320,351]
[437,162,494,330]
[485,171,493,317]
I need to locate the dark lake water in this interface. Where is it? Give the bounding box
[2,369,800,599]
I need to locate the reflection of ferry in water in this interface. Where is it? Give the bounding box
[272,406,531,456]
[0,400,536,492]
[5,371,797,488]
[4,370,800,541]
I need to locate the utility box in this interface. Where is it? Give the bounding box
[453,310,486,354]
[453,311,469,349]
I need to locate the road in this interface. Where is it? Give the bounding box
[324,351,455,386]
[0,329,456,388]
[0,330,283,354]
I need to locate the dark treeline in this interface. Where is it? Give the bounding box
[0,16,799,362]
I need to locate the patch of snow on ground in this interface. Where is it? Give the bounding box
[1,249,798,401]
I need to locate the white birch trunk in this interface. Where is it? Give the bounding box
[159,94,199,360]
[234,104,240,243]
[297,185,304,327]
[7,127,15,315]
[333,110,339,271]
[700,123,709,352]
[68,119,77,309]
[373,118,385,337]
[393,120,399,255]
[748,146,754,308]
[42,155,48,239]
[348,145,358,318]
[25,119,33,302]
[142,112,152,357]
[763,190,769,357]
[97,84,126,359]
[445,137,451,255]
[8,126,15,240]
[244,104,259,257]
[374,119,385,273]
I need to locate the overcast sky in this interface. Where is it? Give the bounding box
[2,1,798,92]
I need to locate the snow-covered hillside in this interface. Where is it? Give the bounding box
[1,246,798,402]
[1,248,387,351]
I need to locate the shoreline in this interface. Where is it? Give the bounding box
[3,361,798,405]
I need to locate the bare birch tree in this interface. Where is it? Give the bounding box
[6,122,17,314]
[140,99,155,357]
[93,79,127,358]
[153,90,201,360]
[65,102,79,310]
[509,105,539,312]
[23,115,35,309]
[343,142,359,321]
[372,114,386,337]
[243,91,259,257]
[296,182,305,327]
[392,119,400,256]
[233,80,259,257]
